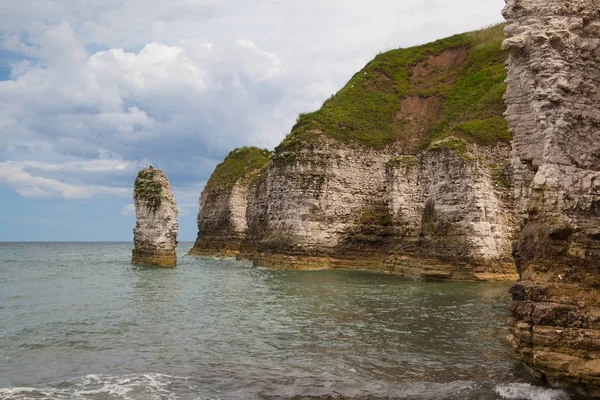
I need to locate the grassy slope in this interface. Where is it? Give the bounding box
[277,24,509,152]
[206,147,272,190]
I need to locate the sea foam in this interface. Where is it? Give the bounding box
[495,383,571,400]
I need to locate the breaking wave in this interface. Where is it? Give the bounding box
[0,373,218,400]
[495,383,572,400]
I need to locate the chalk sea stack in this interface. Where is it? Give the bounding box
[190,24,520,280]
[132,166,179,267]
[503,0,600,395]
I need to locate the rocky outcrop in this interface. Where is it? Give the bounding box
[385,141,518,280]
[190,25,520,280]
[188,147,271,257]
[132,166,178,267]
[242,139,396,270]
[503,0,600,395]
[235,137,518,280]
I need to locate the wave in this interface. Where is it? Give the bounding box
[495,383,571,400]
[0,373,217,400]
[1,375,577,400]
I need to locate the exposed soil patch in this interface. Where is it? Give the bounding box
[411,47,469,92]
[394,96,440,152]
[393,47,470,153]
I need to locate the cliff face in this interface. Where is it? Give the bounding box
[189,147,271,257]
[244,141,395,270]
[190,25,519,280]
[503,0,600,394]
[236,139,517,280]
[132,167,179,267]
[385,142,518,280]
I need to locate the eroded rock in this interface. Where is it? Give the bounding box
[190,137,519,279]
[503,0,600,394]
[188,147,271,257]
[132,166,178,267]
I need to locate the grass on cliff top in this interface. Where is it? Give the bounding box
[207,147,272,190]
[277,23,509,152]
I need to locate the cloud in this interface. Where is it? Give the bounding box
[0,26,289,166]
[122,204,136,216]
[0,0,507,239]
[0,24,291,207]
[0,160,138,200]
[88,42,207,96]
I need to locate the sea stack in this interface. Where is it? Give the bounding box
[132,166,179,267]
[503,0,600,395]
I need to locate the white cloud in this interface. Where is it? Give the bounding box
[0,23,289,184]
[122,204,136,216]
[0,0,507,207]
[88,42,207,94]
[96,107,155,134]
[0,160,137,200]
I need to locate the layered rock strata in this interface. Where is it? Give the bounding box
[189,147,271,257]
[191,138,518,279]
[503,0,600,394]
[132,166,179,267]
[385,141,518,280]
[190,25,520,280]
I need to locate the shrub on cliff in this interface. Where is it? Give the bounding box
[207,147,272,190]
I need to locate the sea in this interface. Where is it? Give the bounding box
[0,242,586,400]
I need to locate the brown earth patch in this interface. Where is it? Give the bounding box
[394,96,440,152]
[392,47,470,152]
[411,47,469,91]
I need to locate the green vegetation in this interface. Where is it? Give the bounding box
[388,155,420,168]
[277,24,509,152]
[427,137,468,157]
[428,26,510,147]
[490,162,512,190]
[134,169,163,212]
[207,147,272,190]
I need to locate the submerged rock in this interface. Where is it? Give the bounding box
[132,166,178,267]
[503,0,600,395]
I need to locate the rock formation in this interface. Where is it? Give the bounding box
[189,25,520,280]
[132,166,179,267]
[189,147,271,257]
[503,0,600,395]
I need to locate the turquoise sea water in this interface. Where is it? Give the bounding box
[0,242,580,399]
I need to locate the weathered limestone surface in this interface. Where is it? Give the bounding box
[132,167,178,267]
[385,142,518,280]
[503,0,600,395]
[191,136,519,279]
[188,147,271,257]
[188,181,249,257]
[240,139,397,271]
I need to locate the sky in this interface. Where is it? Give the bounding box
[0,0,506,242]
